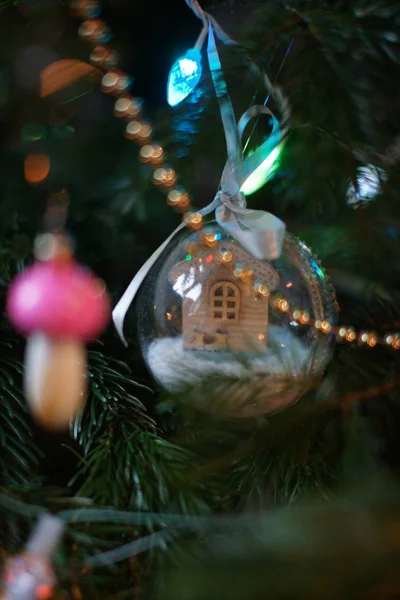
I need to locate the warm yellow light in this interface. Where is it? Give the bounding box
[321,321,332,334]
[292,308,301,321]
[150,145,164,163]
[126,120,141,138]
[241,269,254,283]
[300,311,310,325]
[187,212,203,230]
[277,298,289,313]
[234,263,243,278]
[167,189,181,205]
[164,168,176,183]
[153,168,166,184]
[190,213,202,224]
[221,251,232,263]
[114,97,132,116]
[384,334,393,345]
[139,145,154,161]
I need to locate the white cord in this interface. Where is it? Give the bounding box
[194,22,208,50]
[185,0,238,44]
[184,0,291,132]
[85,530,175,568]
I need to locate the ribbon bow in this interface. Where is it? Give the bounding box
[113,20,286,346]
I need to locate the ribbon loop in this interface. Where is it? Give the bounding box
[238,106,282,191]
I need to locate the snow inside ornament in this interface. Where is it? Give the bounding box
[136,223,338,417]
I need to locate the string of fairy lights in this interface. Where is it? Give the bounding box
[75,1,193,215]
[185,230,399,350]
[71,0,400,351]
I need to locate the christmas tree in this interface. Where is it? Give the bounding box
[1,0,400,598]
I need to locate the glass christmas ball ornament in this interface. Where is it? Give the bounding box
[136,223,338,417]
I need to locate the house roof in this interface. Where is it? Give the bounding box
[169,240,280,296]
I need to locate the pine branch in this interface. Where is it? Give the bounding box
[155,334,400,508]
[0,336,41,488]
[154,480,400,600]
[71,350,214,516]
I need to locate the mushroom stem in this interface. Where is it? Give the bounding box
[24,333,87,430]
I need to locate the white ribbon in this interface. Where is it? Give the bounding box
[216,197,286,262]
[113,18,286,346]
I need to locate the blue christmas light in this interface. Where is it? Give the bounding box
[167,49,202,107]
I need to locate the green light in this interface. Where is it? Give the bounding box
[311,260,325,279]
[20,123,47,142]
[186,254,192,261]
[240,145,282,196]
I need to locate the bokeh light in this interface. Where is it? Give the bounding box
[40,59,100,98]
[24,155,50,184]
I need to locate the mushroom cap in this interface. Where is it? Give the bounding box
[7,259,110,339]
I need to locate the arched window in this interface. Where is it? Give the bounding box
[210,281,240,322]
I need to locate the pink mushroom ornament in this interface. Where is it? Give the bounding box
[7,233,110,429]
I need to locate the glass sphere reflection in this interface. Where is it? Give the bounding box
[136,223,338,417]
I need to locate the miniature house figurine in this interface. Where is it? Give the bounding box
[169,240,280,353]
